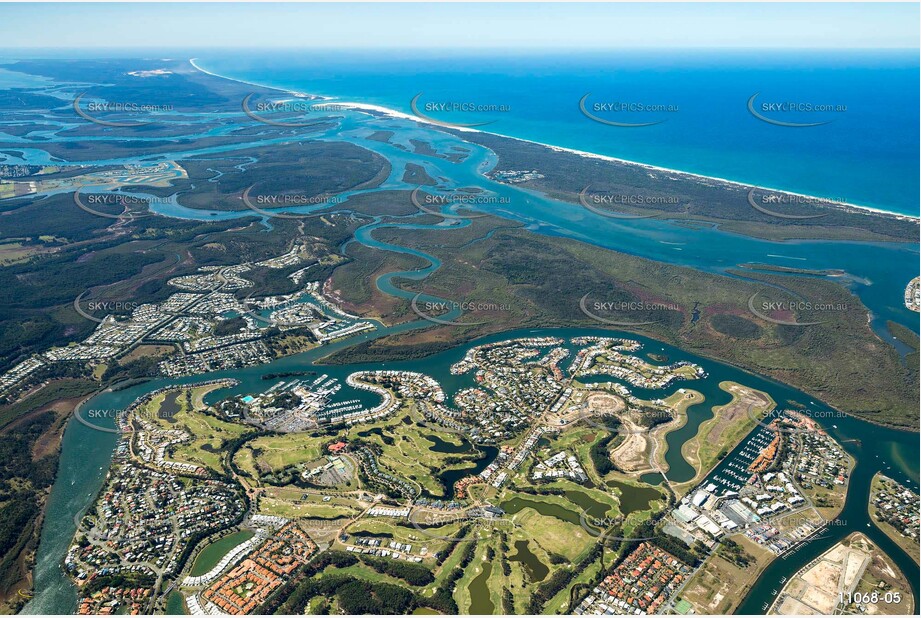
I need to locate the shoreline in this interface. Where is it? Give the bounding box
[189,58,919,223]
[869,471,921,567]
[767,531,916,615]
[27,324,920,614]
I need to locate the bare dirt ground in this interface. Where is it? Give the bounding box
[680,534,775,614]
[771,533,913,615]
[611,417,651,473]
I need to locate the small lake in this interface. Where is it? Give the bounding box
[165,591,187,616]
[425,433,472,454]
[509,539,549,582]
[435,445,499,500]
[562,489,613,520]
[189,530,255,577]
[606,480,662,515]
[500,495,582,526]
[467,561,495,614]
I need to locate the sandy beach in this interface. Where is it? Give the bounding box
[189,58,919,223]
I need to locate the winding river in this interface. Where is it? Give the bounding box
[5,73,918,615]
[23,326,919,614]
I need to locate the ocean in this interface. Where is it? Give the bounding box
[194,49,920,217]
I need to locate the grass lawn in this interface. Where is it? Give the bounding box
[346,408,485,498]
[189,530,255,577]
[235,432,328,477]
[258,486,362,519]
[503,502,593,562]
[678,534,774,614]
[677,381,772,494]
[144,386,250,473]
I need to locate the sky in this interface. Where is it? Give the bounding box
[0,3,917,50]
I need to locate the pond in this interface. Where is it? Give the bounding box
[188,529,255,577]
[509,539,549,582]
[500,496,581,526]
[467,561,495,614]
[606,480,662,515]
[425,433,472,454]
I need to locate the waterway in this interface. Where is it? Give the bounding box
[5,61,918,615]
[164,590,186,616]
[424,433,472,454]
[509,540,549,583]
[435,446,499,501]
[500,495,583,527]
[467,561,494,614]
[606,479,662,516]
[192,50,920,218]
[0,69,917,348]
[187,530,255,578]
[23,327,920,615]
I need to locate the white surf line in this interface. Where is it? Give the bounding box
[188,58,919,223]
[766,254,808,261]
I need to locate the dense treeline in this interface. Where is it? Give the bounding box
[326,339,461,365]
[336,578,417,614]
[527,568,575,613]
[101,355,161,383]
[0,495,38,560]
[0,412,58,489]
[82,572,156,595]
[589,432,618,476]
[0,411,67,609]
[630,519,701,567]
[434,525,470,565]
[357,555,434,586]
[264,550,445,615]
[213,316,248,337]
[717,538,754,568]
[421,537,478,614]
[263,551,357,614]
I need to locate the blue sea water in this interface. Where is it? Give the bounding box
[195,49,920,217]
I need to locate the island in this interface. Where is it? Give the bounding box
[870,473,920,565]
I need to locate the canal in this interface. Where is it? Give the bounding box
[23,327,920,614]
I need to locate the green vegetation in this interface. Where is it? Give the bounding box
[0,411,61,609]
[188,530,255,577]
[709,314,762,339]
[716,538,755,568]
[265,551,441,615]
[0,378,97,429]
[454,127,917,243]
[166,142,389,213]
[212,316,247,337]
[589,432,618,476]
[234,432,328,480]
[357,555,435,586]
[327,223,918,429]
[82,572,156,595]
[888,320,919,385]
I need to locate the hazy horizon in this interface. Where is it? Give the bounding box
[0,3,918,50]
